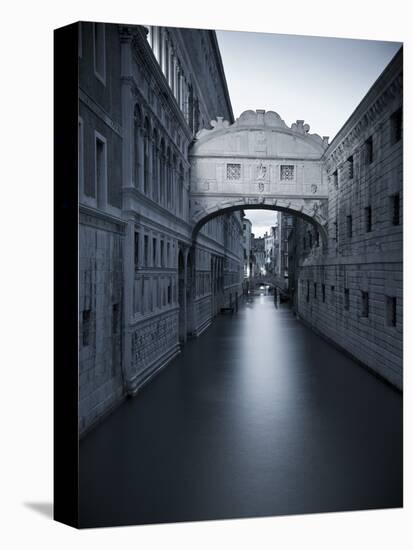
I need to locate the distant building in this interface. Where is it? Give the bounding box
[252,236,266,276]
[242,217,253,279]
[264,225,278,274]
[276,213,294,283]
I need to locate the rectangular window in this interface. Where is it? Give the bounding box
[365,136,373,164]
[167,242,171,266]
[134,232,140,267]
[280,165,295,181]
[346,215,352,238]
[160,240,165,267]
[168,281,172,304]
[333,220,338,242]
[112,304,119,334]
[153,238,157,266]
[344,288,350,311]
[391,193,400,225]
[333,169,338,188]
[331,285,335,304]
[141,278,145,314]
[95,133,107,209]
[348,156,354,179]
[82,310,91,346]
[93,23,106,83]
[226,163,241,180]
[313,282,317,299]
[144,235,149,266]
[386,296,397,327]
[391,108,402,144]
[361,291,369,318]
[306,280,310,302]
[322,283,326,303]
[316,231,320,247]
[365,206,372,233]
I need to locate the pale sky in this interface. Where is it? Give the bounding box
[216,30,401,236]
[245,210,278,238]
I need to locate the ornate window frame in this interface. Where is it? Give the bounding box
[280,164,296,182]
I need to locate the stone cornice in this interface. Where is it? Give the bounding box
[123,187,193,228]
[79,89,123,137]
[79,204,127,233]
[195,110,329,152]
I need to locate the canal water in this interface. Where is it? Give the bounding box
[79,294,402,528]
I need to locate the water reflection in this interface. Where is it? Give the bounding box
[79,294,402,528]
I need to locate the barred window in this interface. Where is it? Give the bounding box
[391,193,400,226]
[361,291,369,318]
[348,156,354,179]
[344,288,350,311]
[280,165,295,181]
[226,163,241,180]
[333,169,338,188]
[365,136,373,164]
[386,296,397,327]
[82,310,91,347]
[391,108,402,144]
[365,206,372,232]
[346,215,353,238]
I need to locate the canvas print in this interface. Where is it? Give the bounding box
[54,21,403,528]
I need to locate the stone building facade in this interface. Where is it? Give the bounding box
[294,48,403,388]
[78,22,243,435]
[242,217,253,280]
[252,236,266,276]
[264,225,278,275]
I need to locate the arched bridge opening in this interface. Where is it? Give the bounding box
[191,203,328,249]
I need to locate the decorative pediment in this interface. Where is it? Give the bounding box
[193,110,328,157]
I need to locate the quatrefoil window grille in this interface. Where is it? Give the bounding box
[280,165,295,181]
[226,163,241,180]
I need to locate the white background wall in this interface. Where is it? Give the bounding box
[0,0,411,548]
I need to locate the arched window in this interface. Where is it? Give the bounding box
[178,163,184,216]
[188,85,194,132]
[133,105,142,188]
[193,97,200,134]
[160,139,166,205]
[171,154,177,210]
[143,118,150,195]
[166,147,172,207]
[152,128,158,202]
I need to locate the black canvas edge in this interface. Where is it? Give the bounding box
[54,22,79,529]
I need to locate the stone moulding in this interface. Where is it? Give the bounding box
[126,342,181,396]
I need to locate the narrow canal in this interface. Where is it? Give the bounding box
[79,294,402,528]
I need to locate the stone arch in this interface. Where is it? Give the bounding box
[191,203,328,249]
